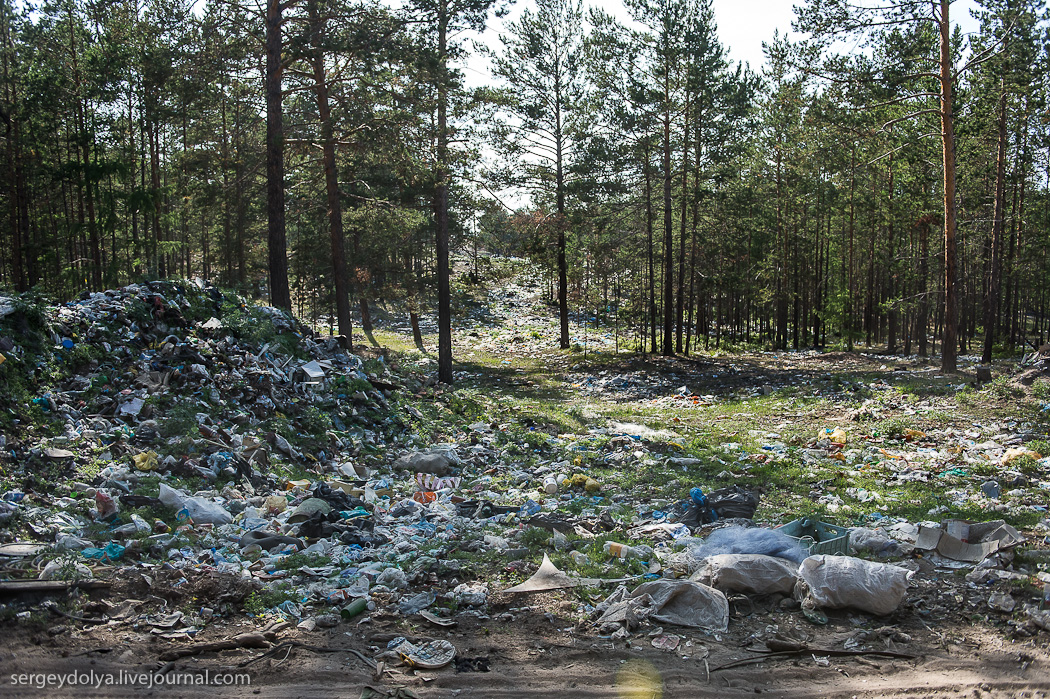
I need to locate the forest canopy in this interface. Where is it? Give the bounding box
[1,0,1049,375]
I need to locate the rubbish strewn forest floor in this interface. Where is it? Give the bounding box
[1,257,1050,697]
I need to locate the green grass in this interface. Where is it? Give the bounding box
[243,583,297,615]
[272,552,330,571]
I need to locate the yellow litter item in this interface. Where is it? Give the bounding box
[829,427,848,444]
[0,353,5,366]
[903,429,926,441]
[1003,446,1042,465]
[132,451,158,472]
[568,474,589,488]
[584,477,600,493]
[286,479,311,490]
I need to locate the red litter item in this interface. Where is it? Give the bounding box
[95,491,119,519]
[412,491,438,504]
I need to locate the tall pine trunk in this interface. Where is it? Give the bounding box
[661,75,673,356]
[265,0,291,310]
[309,0,351,349]
[435,0,453,383]
[939,0,959,372]
[982,84,1007,364]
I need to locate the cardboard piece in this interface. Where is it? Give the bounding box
[300,360,325,382]
[916,526,999,562]
[914,520,1023,563]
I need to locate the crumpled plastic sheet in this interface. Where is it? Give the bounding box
[598,579,728,631]
[684,526,808,564]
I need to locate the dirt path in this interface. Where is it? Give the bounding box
[3,620,1049,698]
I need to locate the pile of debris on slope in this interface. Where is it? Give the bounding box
[1016,344,1050,386]
[0,281,414,575]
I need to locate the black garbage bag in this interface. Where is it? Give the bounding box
[707,485,760,519]
[296,510,343,539]
[312,481,365,511]
[679,485,760,528]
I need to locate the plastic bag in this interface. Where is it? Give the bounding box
[630,579,728,631]
[159,483,232,525]
[849,527,902,556]
[399,591,437,615]
[691,554,798,595]
[453,582,489,606]
[159,483,184,510]
[683,526,807,564]
[376,567,408,590]
[707,485,760,519]
[180,496,229,525]
[796,554,912,616]
[680,486,760,526]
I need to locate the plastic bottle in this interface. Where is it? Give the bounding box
[570,550,590,566]
[603,541,654,560]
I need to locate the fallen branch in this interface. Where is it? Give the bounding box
[237,641,377,670]
[711,648,917,672]
[48,607,109,625]
[158,632,274,661]
[0,580,110,595]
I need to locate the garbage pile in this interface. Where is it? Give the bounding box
[1,277,1050,676]
[0,282,429,616]
[1017,344,1050,386]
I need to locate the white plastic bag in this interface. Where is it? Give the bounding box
[691,554,798,595]
[159,483,232,525]
[184,496,233,525]
[796,555,912,616]
[159,483,185,510]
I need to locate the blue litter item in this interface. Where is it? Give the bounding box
[82,542,126,562]
[520,500,541,517]
[688,487,717,523]
[277,600,301,618]
[685,526,806,564]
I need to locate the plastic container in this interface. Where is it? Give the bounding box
[341,598,369,620]
[604,541,654,560]
[543,476,559,495]
[776,518,850,556]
